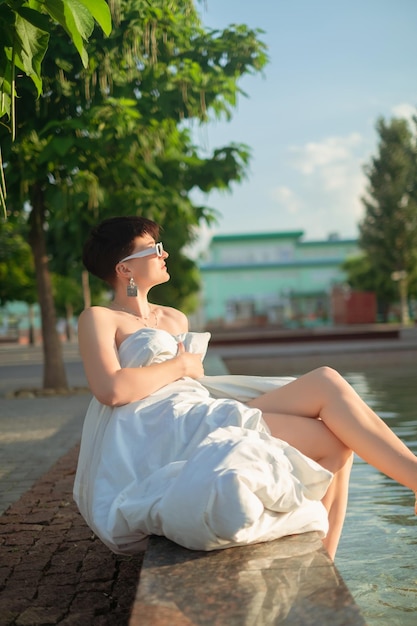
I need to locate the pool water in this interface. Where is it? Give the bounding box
[226,357,417,625]
[337,366,417,626]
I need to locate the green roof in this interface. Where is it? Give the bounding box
[200,259,344,272]
[211,232,358,246]
[211,231,304,243]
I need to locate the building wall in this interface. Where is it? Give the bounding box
[199,231,359,327]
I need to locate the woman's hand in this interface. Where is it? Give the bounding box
[176,342,205,379]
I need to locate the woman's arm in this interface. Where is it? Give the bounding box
[78,307,204,407]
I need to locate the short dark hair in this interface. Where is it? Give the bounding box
[82,216,160,285]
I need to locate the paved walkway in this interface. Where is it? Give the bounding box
[0,343,89,516]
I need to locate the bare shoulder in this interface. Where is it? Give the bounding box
[78,305,113,326]
[156,305,188,334]
[78,306,118,342]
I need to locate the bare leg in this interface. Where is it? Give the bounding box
[249,366,417,493]
[321,454,353,560]
[261,410,353,559]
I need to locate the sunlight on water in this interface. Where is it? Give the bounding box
[337,364,417,626]
[228,357,417,625]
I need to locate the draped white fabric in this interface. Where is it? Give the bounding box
[73,329,332,554]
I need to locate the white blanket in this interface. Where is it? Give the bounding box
[73,329,332,554]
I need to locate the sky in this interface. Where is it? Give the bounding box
[190,0,417,246]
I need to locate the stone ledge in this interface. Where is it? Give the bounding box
[131,534,367,626]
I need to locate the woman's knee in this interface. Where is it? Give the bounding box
[310,366,351,396]
[313,365,343,384]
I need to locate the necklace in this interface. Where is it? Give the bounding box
[110,303,158,328]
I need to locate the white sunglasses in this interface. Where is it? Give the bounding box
[119,242,164,263]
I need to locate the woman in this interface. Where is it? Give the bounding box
[74,216,417,561]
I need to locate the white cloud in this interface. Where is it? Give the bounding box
[283,133,368,238]
[270,185,302,214]
[391,102,416,124]
[290,133,363,175]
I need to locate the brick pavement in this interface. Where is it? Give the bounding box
[0,342,93,518]
[0,444,143,626]
[0,394,89,516]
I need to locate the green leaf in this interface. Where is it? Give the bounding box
[0,48,9,88]
[16,7,51,33]
[45,0,94,68]
[46,0,94,39]
[76,0,112,36]
[38,136,74,163]
[14,15,49,96]
[0,93,11,119]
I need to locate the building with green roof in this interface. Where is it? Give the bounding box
[199,230,359,328]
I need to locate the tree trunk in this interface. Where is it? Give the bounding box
[28,303,35,346]
[28,184,68,389]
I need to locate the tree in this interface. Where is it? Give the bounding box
[342,254,377,291]
[0,0,112,216]
[1,0,267,389]
[359,116,417,323]
[0,219,36,303]
[0,218,38,342]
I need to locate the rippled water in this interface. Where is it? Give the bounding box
[226,356,417,625]
[337,366,417,626]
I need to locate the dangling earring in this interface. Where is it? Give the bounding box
[127,277,137,297]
